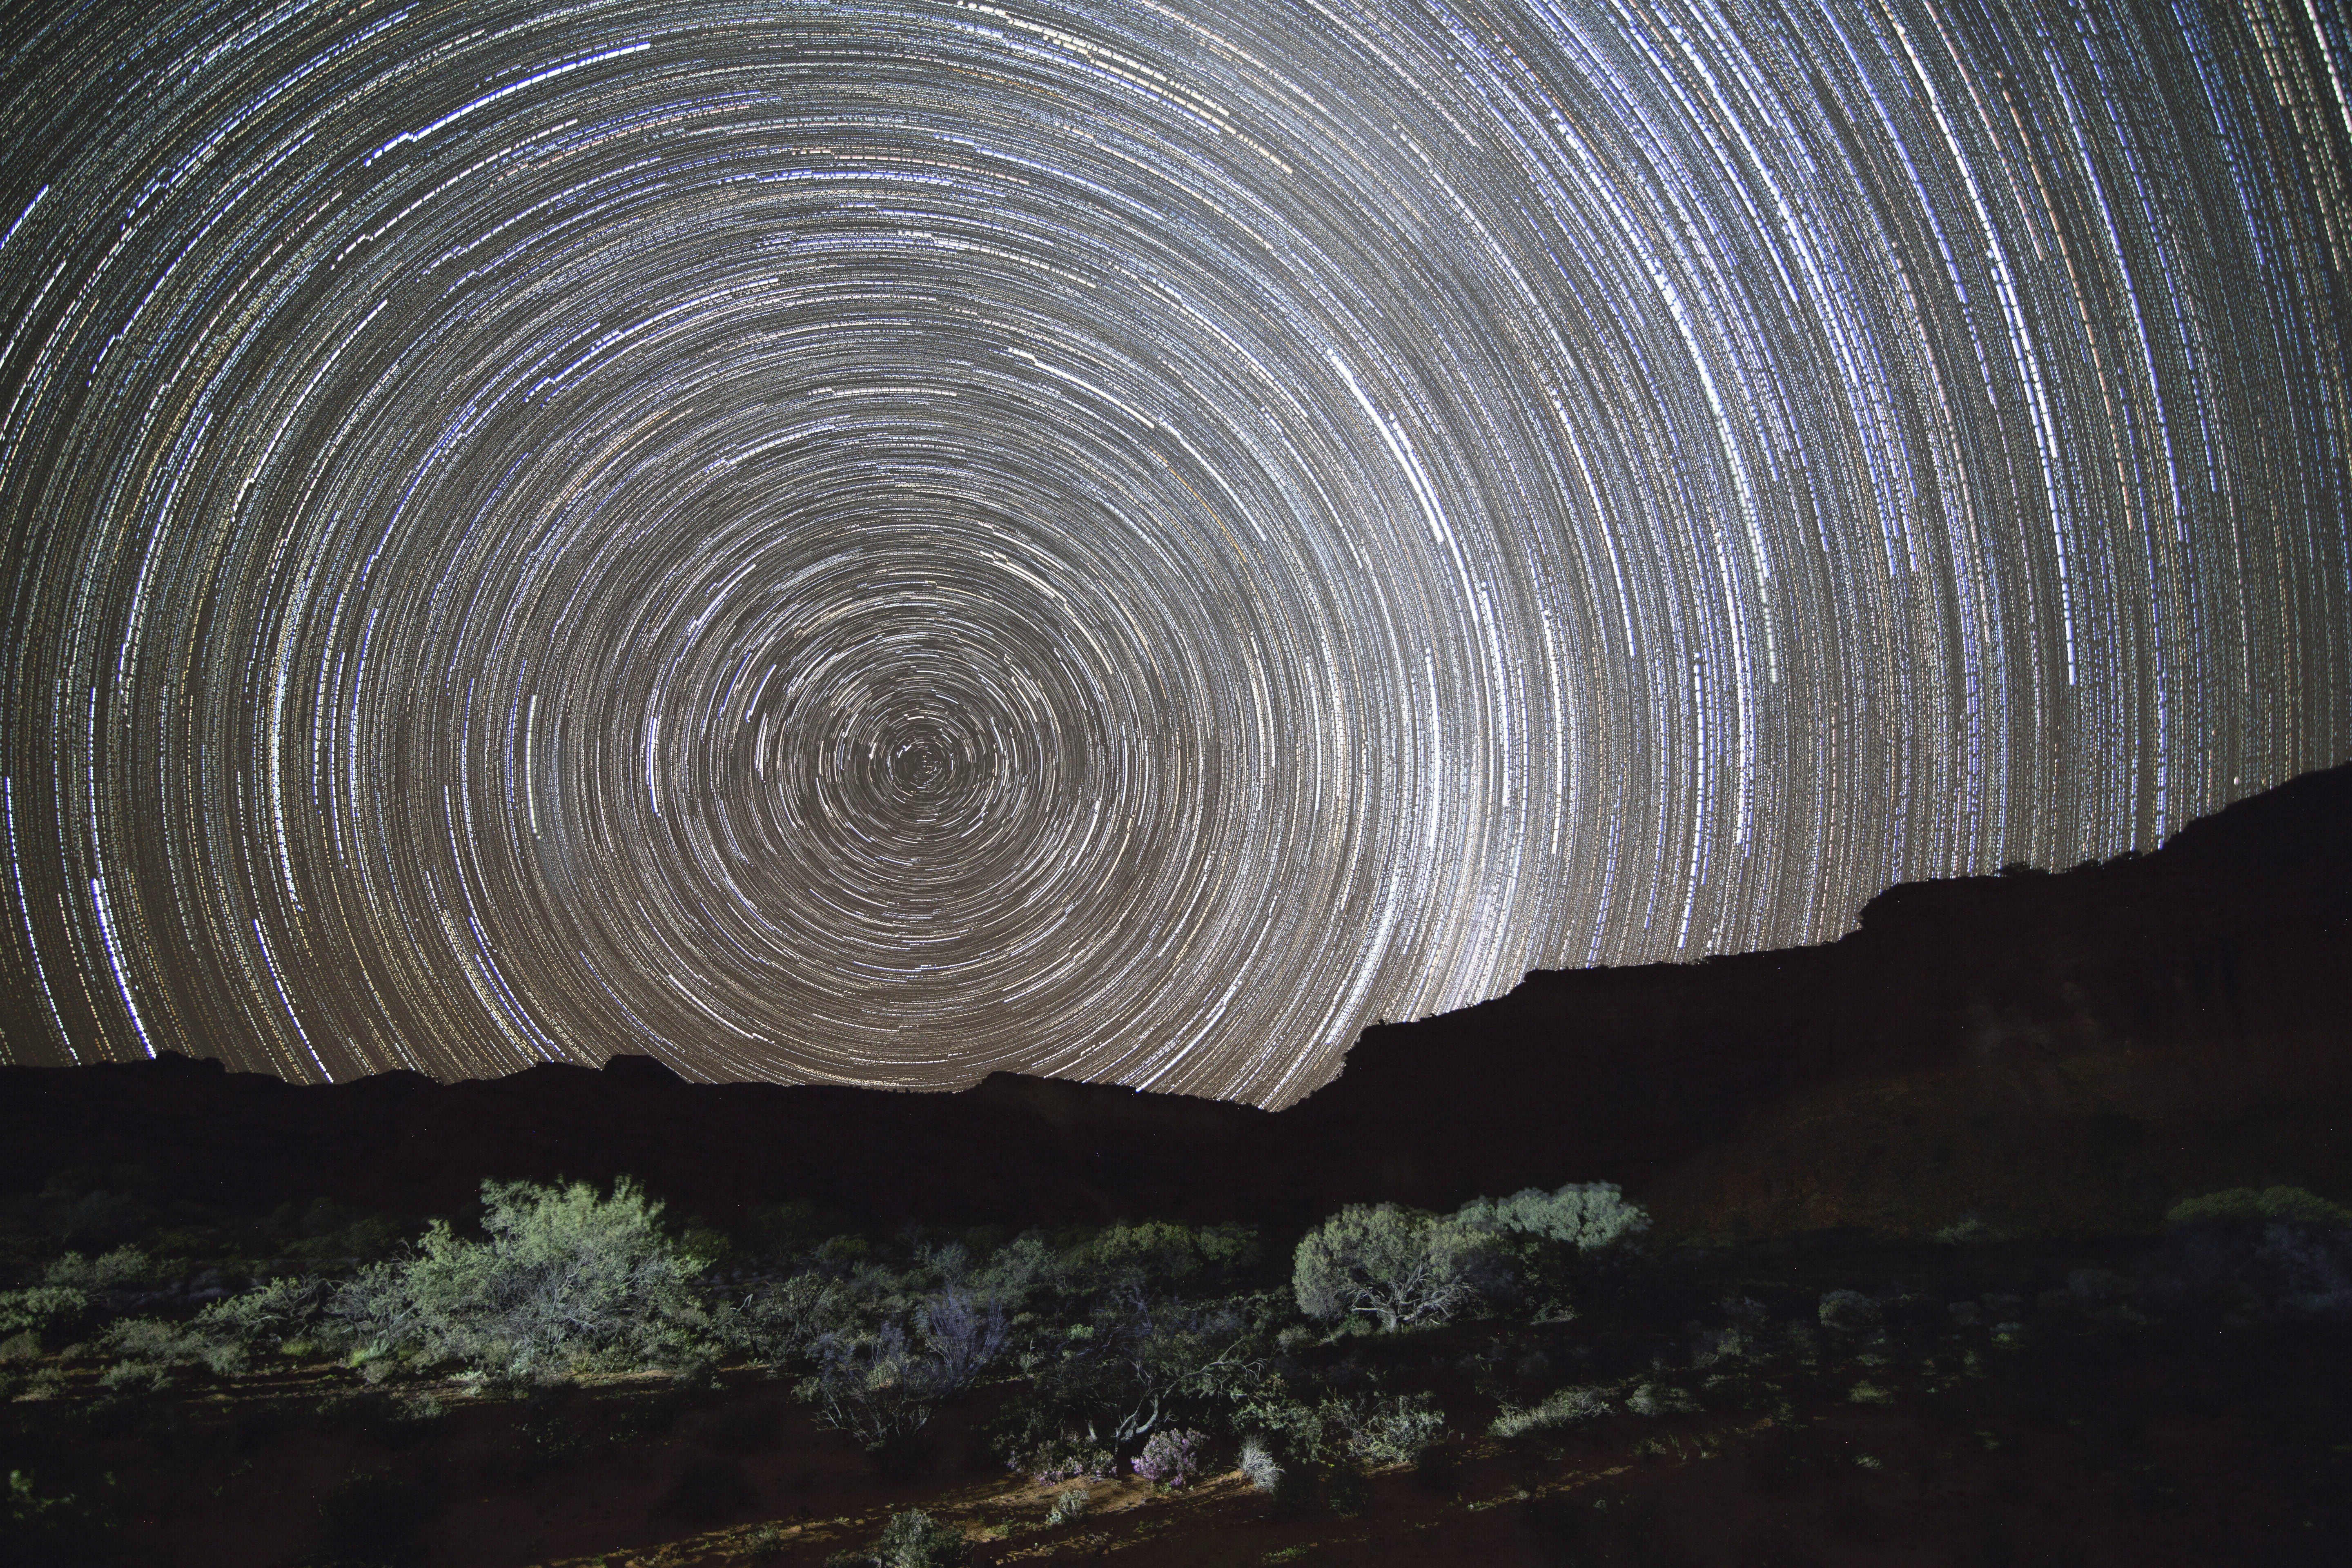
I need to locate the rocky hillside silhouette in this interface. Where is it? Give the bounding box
[4,762,2347,1237]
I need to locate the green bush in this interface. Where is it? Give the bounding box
[1491,1385,1612,1438]
[1065,1221,1259,1296]
[1333,1392,1444,1466]
[0,1288,89,1348]
[1454,1183,1650,1251]
[2164,1186,2352,1230]
[41,1246,158,1292]
[1623,1382,1699,1417]
[94,1314,246,1389]
[335,1177,706,1381]
[1816,1290,1881,1334]
[196,1274,327,1357]
[1293,1205,1500,1332]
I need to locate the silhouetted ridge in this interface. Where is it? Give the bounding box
[3,762,2346,1235]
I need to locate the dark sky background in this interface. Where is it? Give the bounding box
[0,0,2346,1107]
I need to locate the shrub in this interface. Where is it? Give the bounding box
[1067,1221,1261,1296]
[0,1288,89,1348]
[1491,1385,1612,1438]
[196,1274,327,1356]
[878,1508,969,1566]
[1293,1205,1501,1332]
[1023,1289,1271,1448]
[1234,1394,1329,1461]
[715,1269,853,1368]
[1623,1383,1698,1417]
[2165,1186,2352,1229]
[1454,1183,1650,1251]
[1045,1489,1089,1526]
[797,1325,941,1452]
[2146,1200,2352,1323]
[1334,1392,1444,1466]
[1817,1290,1881,1334]
[95,1315,236,1389]
[41,1246,158,1293]
[915,1287,1009,1394]
[1239,1436,1283,1493]
[1131,1427,1208,1487]
[334,1177,705,1381]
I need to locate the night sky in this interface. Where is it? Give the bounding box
[1,0,2346,1106]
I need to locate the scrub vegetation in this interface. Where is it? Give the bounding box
[3,1164,2348,1565]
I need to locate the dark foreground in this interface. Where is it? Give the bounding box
[7,1229,2346,1568]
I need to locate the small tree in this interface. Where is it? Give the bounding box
[1292,1205,1500,1332]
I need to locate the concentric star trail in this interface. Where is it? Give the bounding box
[2,0,2348,1105]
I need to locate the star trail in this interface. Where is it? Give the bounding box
[2,0,2348,1105]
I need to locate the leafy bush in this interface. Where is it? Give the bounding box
[715,1269,854,1368]
[1065,1222,1260,1297]
[95,1315,243,1389]
[872,1509,968,1567]
[40,1246,158,1293]
[196,1274,328,1357]
[1454,1183,1650,1251]
[1623,1382,1699,1417]
[1816,1290,1881,1334]
[0,1288,89,1348]
[1045,1489,1089,1526]
[1293,1205,1501,1332]
[2145,1198,2352,1324]
[1491,1385,1612,1438]
[1334,1392,1444,1466]
[1131,1427,1208,1487]
[2164,1186,2352,1229]
[988,1397,1117,1481]
[334,1177,705,1381]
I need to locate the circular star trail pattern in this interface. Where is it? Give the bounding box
[2,0,2349,1104]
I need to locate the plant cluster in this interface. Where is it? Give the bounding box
[11,1159,2344,1556]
